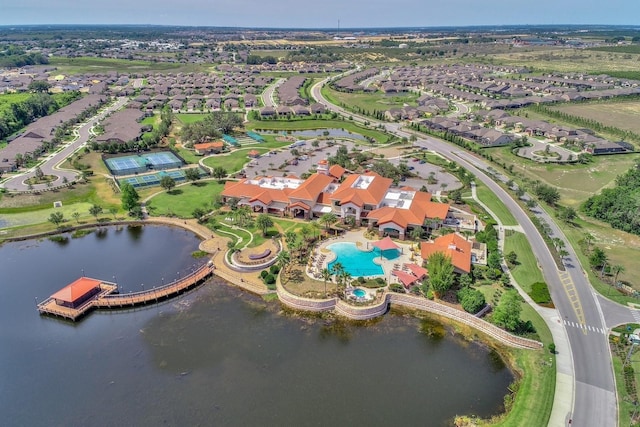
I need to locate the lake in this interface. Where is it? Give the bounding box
[0,225,513,426]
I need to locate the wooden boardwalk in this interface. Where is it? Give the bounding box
[38,263,215,321]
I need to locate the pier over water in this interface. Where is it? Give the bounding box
[38,262,214,321]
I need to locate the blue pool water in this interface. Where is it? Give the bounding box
[328,242,384,277]
[353,288,367,298]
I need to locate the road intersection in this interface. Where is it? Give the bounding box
[311,77,637,426]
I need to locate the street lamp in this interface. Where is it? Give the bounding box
[141,283,145,292]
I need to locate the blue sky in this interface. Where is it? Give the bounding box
[2,0,640,28]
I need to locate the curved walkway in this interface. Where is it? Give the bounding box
[276,277,542,350]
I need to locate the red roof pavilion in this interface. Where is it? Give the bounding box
[51,277,102,307]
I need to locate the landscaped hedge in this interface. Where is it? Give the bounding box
[530,282,552,305]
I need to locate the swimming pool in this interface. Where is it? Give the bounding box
[327,242,384,277]
[353,288,367,298]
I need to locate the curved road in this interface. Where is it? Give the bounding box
[311,78,619,426]
[2,97,129,192]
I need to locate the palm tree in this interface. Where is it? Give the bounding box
[236,206,252,227]
[612,264,625,285]
[321,267,332,297]
[584,233,595,252]
[319,213,337,235]
[340,271,352,290]
[409,227,422,241]
[284,230,297,248]
[331,262,344,293]
[309,221,322,240]
[276,250,291,274]
[256,214,274,237]
[300,225,312,244]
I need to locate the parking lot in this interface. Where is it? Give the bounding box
[243,138,460,193]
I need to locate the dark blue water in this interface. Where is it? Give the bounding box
[0,225,513,426]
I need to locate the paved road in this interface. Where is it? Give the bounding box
[260,78,284,107]
[311,78,618,427]
[2,97,129,192]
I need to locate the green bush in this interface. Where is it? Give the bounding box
[389,283,404,293]
[530,282,552,304]
[457,287,486,314]
[260,270,269,279]
[357,276,365,284]
[269,265,280,275]
[264,273,276,285]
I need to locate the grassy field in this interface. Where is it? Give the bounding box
[504,231,546,294]
[246,119,390,143]
[322,85,420,114]
[551,100,640,134]
[145,180,224,218]
[475,181,518,226]
[0,92,31,115]
[175,113,209,124]
[141,114,159,127]
[202,147,270,173]
[485,145,640,208]
[481,47,640,75]
[48,56,203,75]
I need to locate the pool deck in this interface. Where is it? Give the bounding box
[309,231,417,283]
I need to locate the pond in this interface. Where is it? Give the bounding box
[0,225,513,426]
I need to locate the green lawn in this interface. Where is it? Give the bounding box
[504,231,546,294]
[146,180,224,218]
[322,85,420,115]
[141,115,158,127]
[175,113,209,124]
[475,182,518,226]
[174,146,200,165]
[202,148,270,173]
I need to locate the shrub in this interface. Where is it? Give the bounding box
[357,276,365,284]
[264,273,276,285]
[389,283,404,293]
[457,287,486,314]
[530,282,552,304]
[260,270,269,279]
[269,265,280,275]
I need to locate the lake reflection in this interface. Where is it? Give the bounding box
[0,225,512,426]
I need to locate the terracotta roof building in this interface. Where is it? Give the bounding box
[51,277,103,309]
[420,233,472,274]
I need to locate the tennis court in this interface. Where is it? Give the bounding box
[117,168,205,188]
[105,151,184,176]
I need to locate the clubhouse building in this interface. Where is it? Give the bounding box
[221,159,476,240]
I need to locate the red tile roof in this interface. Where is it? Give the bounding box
[288,173,334,202]
[392,269,420,288]
[51,277,102,303]
[420,233,472,274]
[330,172,393,207]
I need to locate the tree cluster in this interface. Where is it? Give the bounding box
[582,162,640,235]
[180,111,243,144]
[0,91,83,141]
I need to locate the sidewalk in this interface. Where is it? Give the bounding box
[470,182,574,427]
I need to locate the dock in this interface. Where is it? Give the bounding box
[37,262,215,321]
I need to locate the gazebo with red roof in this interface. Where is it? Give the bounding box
[371,236,401,252]
[51,277,103,309]
[392,269,420,289]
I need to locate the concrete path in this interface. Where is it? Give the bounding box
[470,182,575,427]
